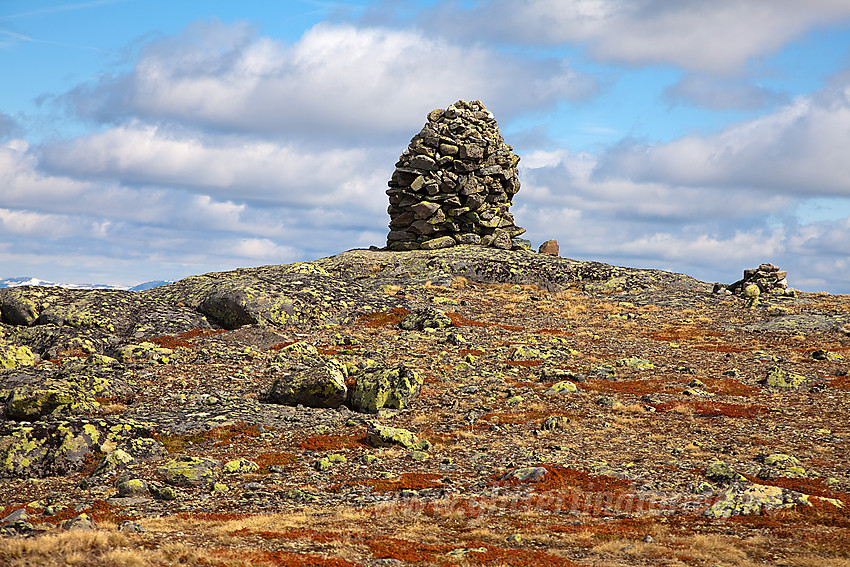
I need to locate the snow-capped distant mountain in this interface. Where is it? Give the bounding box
[0,277,171,291]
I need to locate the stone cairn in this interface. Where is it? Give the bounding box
[386,100,527,251]
[715,263,795,298]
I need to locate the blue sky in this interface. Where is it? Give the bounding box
[2,1,850,293]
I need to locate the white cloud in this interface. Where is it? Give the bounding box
[62,20,597,137]
[594,84,850,196]
[422,0,850,73]
[39,121,389,210]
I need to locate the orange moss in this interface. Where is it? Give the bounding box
[828,375,850,390]
[255,451,298,473]
[152,421,261,453]
[505,360,542,367]
[150,328,227,349]
[583,378,669,395]
[363,536,451,563]
[646,327,724,341]
[269,341,297,351]
[458,348,485,356]
[297,428,367,451]
[695,376,760,396]
[535,328,574,336]
[650,400,769,418]
[446,312,488,327]
[356,308,410,328]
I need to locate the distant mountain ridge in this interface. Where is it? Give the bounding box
[0,277,171,292]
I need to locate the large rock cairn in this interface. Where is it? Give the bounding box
[386,100,526,251]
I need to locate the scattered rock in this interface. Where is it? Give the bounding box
[399,308,453,331]
[721,263,795,299]
[704,485,810,518]
[159,456,221,487]
[499,467,547,482]
[349,364,423,413]
[267,360,348,408]
[366,423,427,450]
[223,458,260,474]
[762,367,807,389]
[538,239,559,256]
[704,460,747,484]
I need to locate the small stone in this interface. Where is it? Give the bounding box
[538,239,559,256]
[499,467,547,482]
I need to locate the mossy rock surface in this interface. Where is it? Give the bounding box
[349,364,423,413]
[0,417,155,478]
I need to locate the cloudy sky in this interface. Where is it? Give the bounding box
[2,1,850,292]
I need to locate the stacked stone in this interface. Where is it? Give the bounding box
[386,100,526,251]
[719,263,795,297]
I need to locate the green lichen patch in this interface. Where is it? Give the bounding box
[0,418,155,478]
[762,367,808,389]
[159,456,221,487]
[349,364,423,413]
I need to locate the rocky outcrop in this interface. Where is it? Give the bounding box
[386,100,527,251]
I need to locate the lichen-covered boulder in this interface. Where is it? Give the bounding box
[159,456,221,487]
[0,417,155,478]
[93,448,135,475]
[0,344,38,369]
[223,458,259,474]
[5,388,77,420]
[366,423,427,450]
[399,307,453,331]
[705,460,747,484]
[267,360,348,408]
[349,364,423,413]
[704,484,810,518]
[762,367,807,389]
[0,288,42,326]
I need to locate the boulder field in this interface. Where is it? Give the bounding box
[1,246,849,566]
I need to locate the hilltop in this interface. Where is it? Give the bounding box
[1,246,849,567]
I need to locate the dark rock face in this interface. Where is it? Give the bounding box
[386,99,526,251]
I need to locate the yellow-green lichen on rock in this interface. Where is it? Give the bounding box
[349,364,423,413]
[366,423,428,450]
[763,367,807,389]
[267,359,348,408]
[0,344,38,369]
[159,456,221,486]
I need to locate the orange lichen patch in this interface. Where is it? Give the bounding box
[694,376,760,396]
[505,359,542,367]
[692,343,752,353]
[297,428,367,451]
[255,451,298,473]
[230,527,340,544]
[828,375,850,390]
[356,308,410,328]
[535,328,574,335]
[150,328,227,349]
[582,378,669,395]
[650,400,769,418]
[458,348,485,356]
[34,500,129,526]
[532,464,633,494]
[480,409,549,425]
[269,341,297,351]
[646,327,724,341]
[177,512,254,522]
[212,548,359,567]
[361,472,444,493]
[446,312,488,327]
[152,421,262,453]
[363,536,452,563]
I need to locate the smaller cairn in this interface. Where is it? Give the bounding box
[715,263,795,298]
[386,99,526,251]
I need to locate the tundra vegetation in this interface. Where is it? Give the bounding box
[1,246,849,566]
